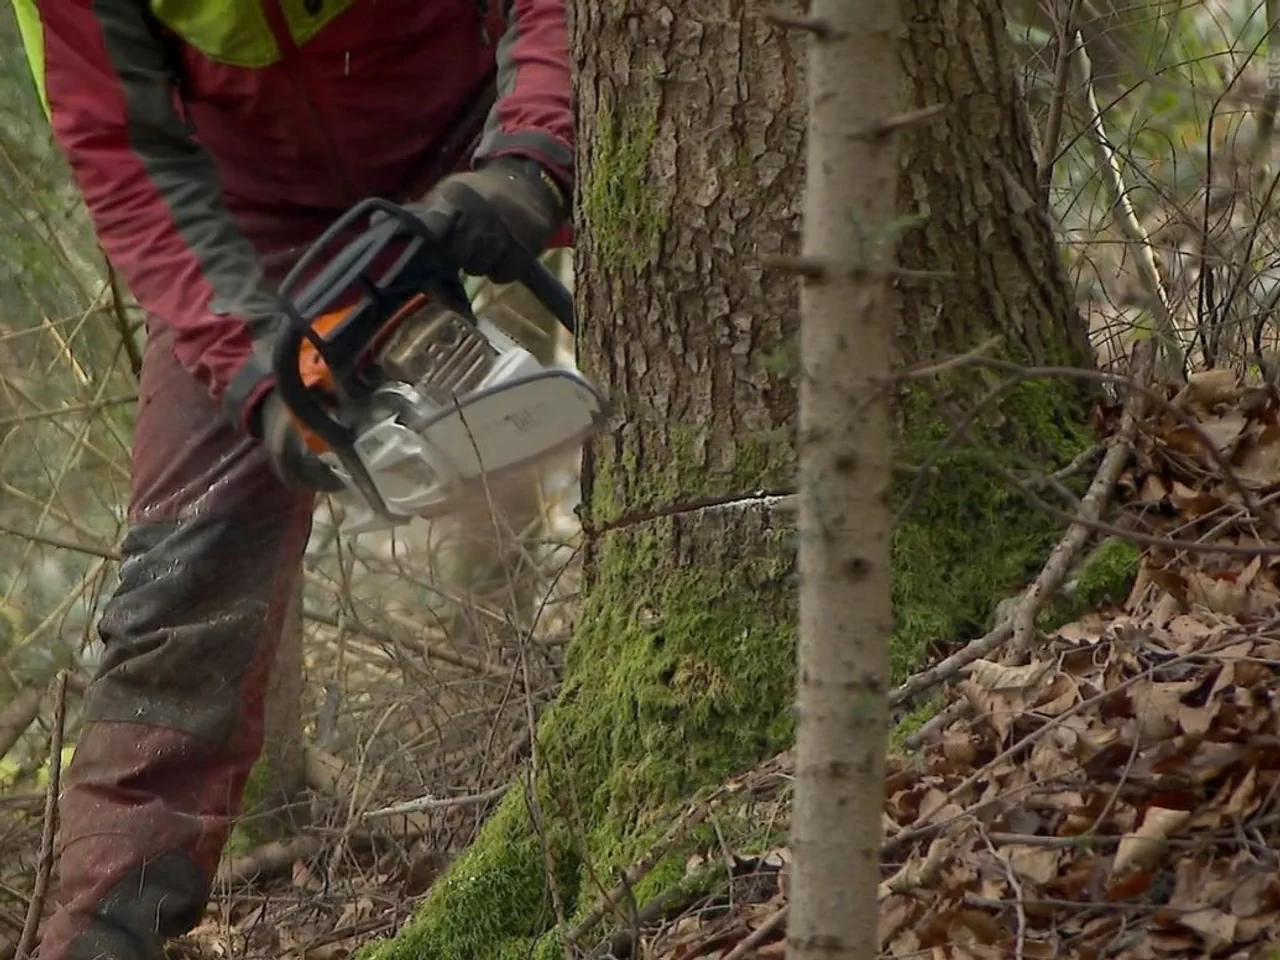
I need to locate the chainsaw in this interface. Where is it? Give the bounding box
[271,197,610,535]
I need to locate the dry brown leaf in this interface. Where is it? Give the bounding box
[1234,914,1276,943]
[958,678,1012,741]
[1225,766,1259,818]
[1145,930,1200,951]
[886,928,921,957]
[1148,588,1184,627]
[1229,871,1272,917]
[1179,908,1237,951]
[1200,410,1249,454]
[1138,471,1170,504]
[1179,368,1241,408]
[1178,697,1218,736]
[947,909,1004,946]
[1234,421,1280,484]
[1112,806,1190,874]
[1169,480,1223,516]
[1161,613,1224,652]
[942,733,978,766]
[1032,674,1080,715]
[1105,867,1155,900]
[968,658,1052,693]
[1029,736,1069,781]
[1187,571,1249,615]
[1184,741,1245,783]
[1169,856,1212,910]
[1129,678,1198,743]
[878,896,917,950]
[918,788,950,823]
[1055,617,1107,646]
[878,836,952,899]
[1005,844,1059,885]
[1163,412,1248,462]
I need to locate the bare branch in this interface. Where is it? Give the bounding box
[15,672,68,960]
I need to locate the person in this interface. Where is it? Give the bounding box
[9,1,573,956]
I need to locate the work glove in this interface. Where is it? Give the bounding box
[404,155,568,283]
[257,390,346,493]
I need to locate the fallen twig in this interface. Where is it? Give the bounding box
[1075,29,1186,377]
[302,606,496,676]
[901,699,970,752]
[361,785,508,822]
[1009,341,1154,655]
[890,622,1012,711]
[720,903,787,960]
[0,792,45,812]
[216,835,326,886]
[586,886,701,959]
[1038,0,1081,202]
[0,673,87,767]
[15,671,67,960]
[980,823,1027,960]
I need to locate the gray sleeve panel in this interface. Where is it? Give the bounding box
[473,0,574,184]
[91,0,280,330]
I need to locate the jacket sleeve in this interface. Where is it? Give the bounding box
[23,0,283,432]
[474,0,574,198]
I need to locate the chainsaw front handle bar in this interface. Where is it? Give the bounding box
[277,197,574,333]
[517,256,575,335]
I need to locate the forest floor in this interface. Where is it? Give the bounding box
[9,368,1280,959]
[596,367,1280,960]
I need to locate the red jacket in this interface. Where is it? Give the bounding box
[21,0,572,427]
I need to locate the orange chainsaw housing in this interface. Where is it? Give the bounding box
[292,292,429,454]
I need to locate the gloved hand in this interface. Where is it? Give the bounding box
[405,155,568,283]
[257,390,346,493]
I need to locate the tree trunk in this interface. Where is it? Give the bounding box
[888,0,1097,686]
[788,1,900,956]
[365,0,1094,956]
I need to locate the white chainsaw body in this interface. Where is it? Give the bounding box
[319,315,607,535]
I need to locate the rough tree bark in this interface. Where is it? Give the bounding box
[789,0,900,956]
[365,0,1094,956]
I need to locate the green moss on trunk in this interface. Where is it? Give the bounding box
[580,91,665,272]
[890,378,1096,680]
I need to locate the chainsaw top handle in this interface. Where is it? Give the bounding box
[269,196,575,453]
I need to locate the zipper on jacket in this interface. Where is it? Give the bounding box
[258,0,366,206]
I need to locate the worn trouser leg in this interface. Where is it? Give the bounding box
[36,324,314,960]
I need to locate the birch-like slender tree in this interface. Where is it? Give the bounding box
[787,1,902,957]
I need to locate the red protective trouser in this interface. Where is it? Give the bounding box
[37,321,314,959]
